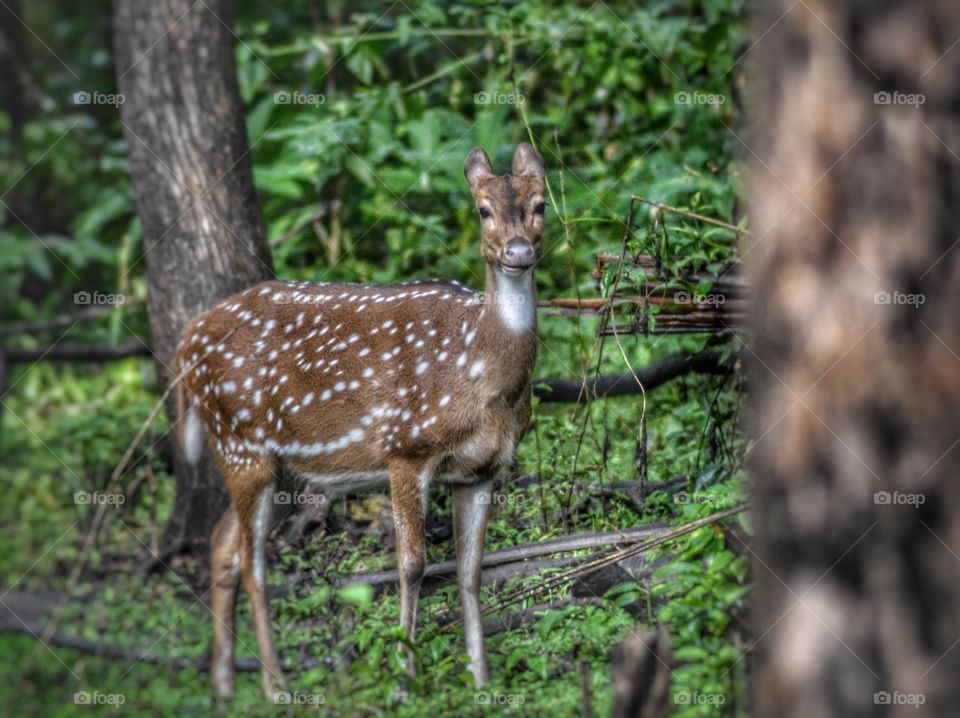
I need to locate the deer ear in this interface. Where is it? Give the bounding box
[511,143,546,181]
[464,148,495,191]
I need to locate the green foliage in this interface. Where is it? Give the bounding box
[0,1,749,716]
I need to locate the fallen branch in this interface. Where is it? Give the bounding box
[0,618,324,673]
[0,300,144,339]
[2,341,152,363]
[533,350,729,403]
[336,524,669,589]
[599,317,742,336]
[440,504,748,632]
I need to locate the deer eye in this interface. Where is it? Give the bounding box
[534,202,546,215]
[478,207,491,219]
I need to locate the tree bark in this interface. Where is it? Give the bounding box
[747,1,960,716]
[113,0,273,558]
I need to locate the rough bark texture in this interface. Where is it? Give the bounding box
[113,0,273,557]
[747,1,960,716]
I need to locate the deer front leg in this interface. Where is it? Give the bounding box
[389,459,432,676]
[453,479,493,686]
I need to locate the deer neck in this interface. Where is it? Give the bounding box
[483,263,536,334]
[474,264,538,394]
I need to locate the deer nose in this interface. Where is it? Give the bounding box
[501,239,536,269]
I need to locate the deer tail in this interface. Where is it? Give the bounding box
[178,366,205,466]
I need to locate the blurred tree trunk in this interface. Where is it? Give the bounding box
[0,0,47,237]
[113,0,273,559]
[0,0,28,140]
[747,1,960,716]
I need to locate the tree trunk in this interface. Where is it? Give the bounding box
[747,1,960,716]
[0,0,29,140]
[113,0,273,559]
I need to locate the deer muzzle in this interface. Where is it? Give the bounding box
[499,238,536,275]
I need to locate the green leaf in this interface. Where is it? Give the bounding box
[339,583,373,607]
[246,94,275,140]
[674,646,709,662]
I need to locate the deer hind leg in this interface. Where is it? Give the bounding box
[210,505,242,696]
[224,459,285,699]
[453,479,493,687]
[389,459,434,676]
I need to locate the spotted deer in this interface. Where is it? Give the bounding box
[174,144,546,698]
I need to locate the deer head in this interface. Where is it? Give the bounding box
[464,143,547,277]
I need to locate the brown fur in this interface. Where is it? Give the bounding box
[173,143,546,697]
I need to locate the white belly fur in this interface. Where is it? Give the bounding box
[290,428,516,495]
[300,470,390,496]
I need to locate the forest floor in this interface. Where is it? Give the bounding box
[1,311,749,717]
